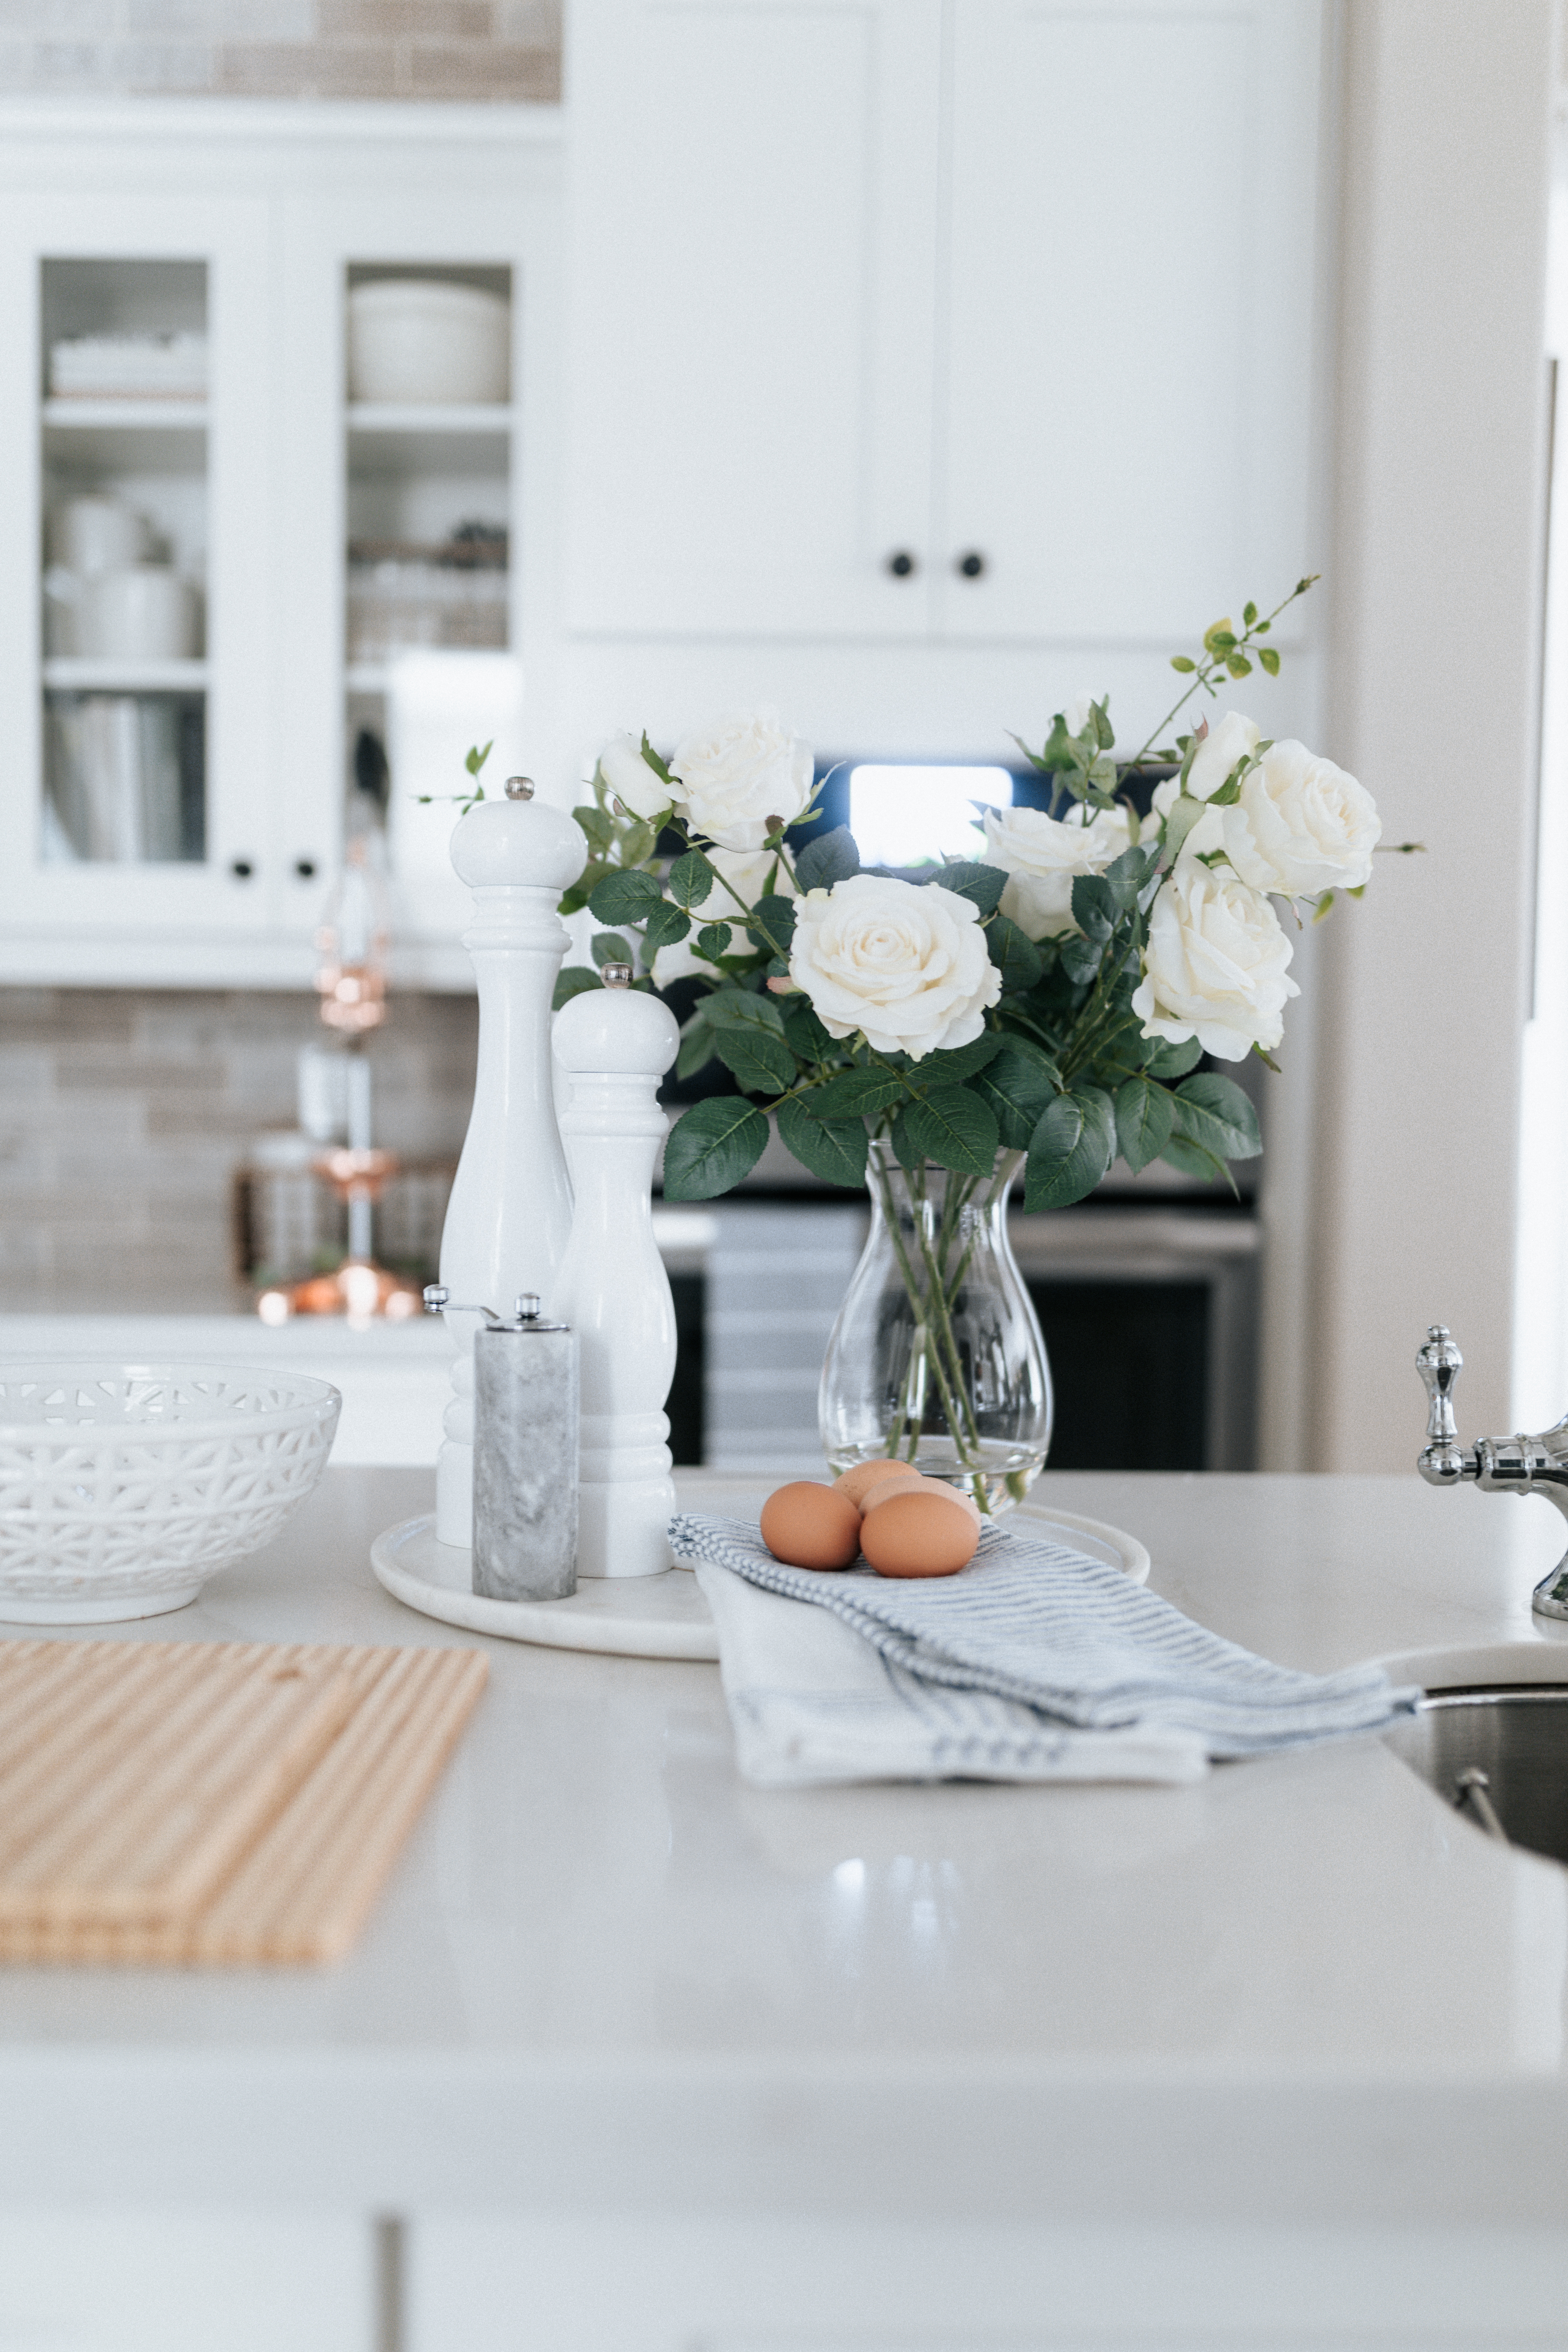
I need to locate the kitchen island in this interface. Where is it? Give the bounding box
[4,1466,1568,2349]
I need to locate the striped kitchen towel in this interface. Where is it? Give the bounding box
[668,1513,1415,1788]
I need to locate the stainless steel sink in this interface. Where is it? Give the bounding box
[1385,1686,1568,1865]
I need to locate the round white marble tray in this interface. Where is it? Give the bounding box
[370,1485,1151,1661]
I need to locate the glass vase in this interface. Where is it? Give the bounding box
[819,1142,1052,1514]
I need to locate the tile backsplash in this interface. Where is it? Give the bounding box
[0,987,477,1311]
[0,2,560,105]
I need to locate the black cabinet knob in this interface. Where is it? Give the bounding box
[885,549,917,578]
[294,857,317,880]
[957,550,986,579]
[229,857,255,881]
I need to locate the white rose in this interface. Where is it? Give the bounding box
[1151,711,1261,858]
[1131,856,1299,1061]
[1220,738,1381,897]
[980,802,1131,940]
[788,873,1001,1061]
[669,708,814,853]
[1186,709,1261,800]
[651,847,798,988]
[599,731,673,822]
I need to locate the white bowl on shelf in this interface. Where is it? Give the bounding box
[347,279,511,406]
[75,566,202,661]
[0,1362,341,1624]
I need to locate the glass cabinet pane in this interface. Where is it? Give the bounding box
[341,260,515,877]
[39,255,208,865]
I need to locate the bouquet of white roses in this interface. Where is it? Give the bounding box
[555,578,1388,1210]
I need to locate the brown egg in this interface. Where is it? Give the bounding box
[859,1488,981,1578]
[832,1459,924,1510]
[862,1474,983,1527]
[760,1481,863,1570]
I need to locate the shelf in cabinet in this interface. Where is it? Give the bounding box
[346,404,514,433]
[42,400,208,430]
[43,657,208,692]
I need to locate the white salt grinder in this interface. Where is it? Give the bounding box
[435,779,587,1549]
[549,964,681,1579]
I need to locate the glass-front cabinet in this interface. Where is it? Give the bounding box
[0,117,559,984]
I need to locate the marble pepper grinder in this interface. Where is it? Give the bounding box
[434,778,587,1549]
[549,964,681,1578]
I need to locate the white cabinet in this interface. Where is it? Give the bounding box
[0,102,562,989]
[564,0,1322,645]
[563,0,942,640]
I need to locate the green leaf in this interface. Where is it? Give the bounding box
[574,802,615,853]
[620,819,659,869]
[901,1085,999,1175]
[887,1105,923,1171]
[912,1034,1003,1085]
[667,851,714,910]
[713,1022,796,1096]
[1160,795,1211,864]
[642,901,693,955]
[776,1096,869,1187]
[1114,1076,1176,1175]
[746,893,796,958]
[1225,653,1253,679]
[695,923,733,961]
[1140,1034,1203,1079]
[933,861,1007,917]
[802,1068,907,1119]
[1024,1087,1116,1209]
[675,1012,718,1080]
[705,986,787,1037]
[1070,874,1116,939]
[782,997,834,1062]
[552,965,603,1010]
[986,914,1043,991]
[1173,1072,1262,1161]
[588,867,663,925]
[465,740,493,778]
[591,931,634,968]
[1169,655,1197,673]
[1258,645,1280,677]
[971,1045,1059,1151]
[638,732,674,785]
[1059,931,1104,986]
[1159,1133,1229,1185]
[794,826,860,892]
[1091,696,1115,751]
[1243,601,1258,626]
[661,1097,770,1200]
[1103,842,1160,909]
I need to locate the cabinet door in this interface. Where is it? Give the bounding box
[0,191,280,952]
[563,0,942,639]
[939,0,1322,642]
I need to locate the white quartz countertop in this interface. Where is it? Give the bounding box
[6,1465,1568,2227]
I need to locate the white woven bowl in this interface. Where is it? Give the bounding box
[347,279,510,405]
[0,1362,341,1625]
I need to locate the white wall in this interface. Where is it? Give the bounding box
[1309,0,1553,1470]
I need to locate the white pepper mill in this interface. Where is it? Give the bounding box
[435,778,587,1549]
[549,964,681,1578]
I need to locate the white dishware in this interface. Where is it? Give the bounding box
[46,495,150,576]
[347,278,511,406]
[550,974,682,1580]
[0,1361,341,1623]
[76,565,200,661]
[433,782,587,1548]
[369,1498,1150,1660]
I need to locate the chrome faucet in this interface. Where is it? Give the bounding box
[1416,1325,1568,1620]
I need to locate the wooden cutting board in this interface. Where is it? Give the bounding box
[0,1638,487,1965]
